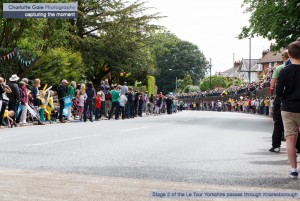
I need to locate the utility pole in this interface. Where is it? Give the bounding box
[249,38,251,83]
[209,58,212,90]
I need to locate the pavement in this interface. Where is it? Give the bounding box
[0,111,299,201]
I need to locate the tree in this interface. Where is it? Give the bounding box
[0,0,71,78]
[183,85,200,93]
[239,0,300,49]
[181,73,193,91]
[200,75,227,91]
[68,0,162,84]
[155,33,208,93]
[27,48,84,86]
[226,77,245,88]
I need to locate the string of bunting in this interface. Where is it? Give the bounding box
[0,47,35,67]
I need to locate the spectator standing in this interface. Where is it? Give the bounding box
[108,85,120,120]
[138,92,144,117]
[119,92,128,120]
[19,78,29,125]
[121,82,128,95]
[98,87,105,119]
[269,51,289,152]
[276,41,300,178]
[103,79,111,118]
[57,79,68,123]
[126,87,133,118]
[149,94,154,115]
[83,82,96,122]
[0,77,11,128]
[7,74,20,122]
[95,92,101,121]
[67,81,76,121]
[264,97,269,116]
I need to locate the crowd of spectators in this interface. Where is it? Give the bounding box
[176,79,271,99]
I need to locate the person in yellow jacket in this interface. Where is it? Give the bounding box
[46,90,54,121]
[3,109,15,128]
[264,97,270,116]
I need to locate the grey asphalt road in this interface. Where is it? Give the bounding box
[0,111,299,200]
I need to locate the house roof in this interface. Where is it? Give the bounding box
[220,67,239,77]
[241,59,260,69]
[259,48,285,64]
[222,67,239,74]
[251,64,260,72]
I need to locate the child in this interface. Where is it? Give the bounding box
[39,92,46,122]
[95,92,101,120]
[78,91,84,121]
[46,90,54,122]
[119,92,128,120]
[3,110,15,128]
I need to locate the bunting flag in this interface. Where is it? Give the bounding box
[0,47,35,68]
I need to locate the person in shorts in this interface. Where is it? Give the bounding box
[276,40,300,179]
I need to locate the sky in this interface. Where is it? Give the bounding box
[142,0,273,74]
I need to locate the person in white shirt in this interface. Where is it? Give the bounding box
[99,87,105,119]
[78,91,85,121]
[120,82,128,95]
[119,92,128,119]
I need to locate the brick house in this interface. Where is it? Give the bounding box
[258,48,285,80]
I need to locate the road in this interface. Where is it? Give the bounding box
[0,111,299,201]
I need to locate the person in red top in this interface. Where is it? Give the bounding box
[95,92,102,121]
[248,99,252,113]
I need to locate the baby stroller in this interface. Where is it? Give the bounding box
[27,103,43,125]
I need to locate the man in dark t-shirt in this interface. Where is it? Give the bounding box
[276,41,300,179]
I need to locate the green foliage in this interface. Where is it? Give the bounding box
[146,75,156,96]
[183,85,200,93]
[226,77,245,88]
[69,0,163,84]
[155,32,208,93]
[200,75,227,91]
[27,48,84,86]
[132,85,147,93]
[239,0,300,49]
[181,73,193,91]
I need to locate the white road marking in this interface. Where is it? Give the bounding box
[120,126,151,132]
[160,122,176,126]
[25,133,101,146]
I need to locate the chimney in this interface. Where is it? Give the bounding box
[234,61,241,68]
[262,50,268,58]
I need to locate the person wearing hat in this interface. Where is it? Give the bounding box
[7,74,20,122]
[57,79,68,123]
